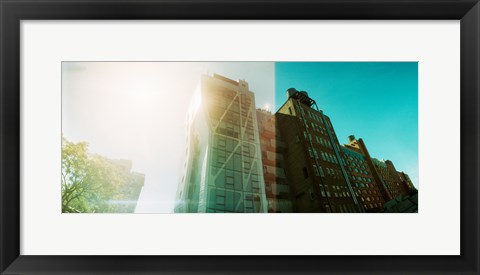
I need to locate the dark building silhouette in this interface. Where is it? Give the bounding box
[384,190,418,213]
[274,89,363,213]
[267,88,417,213]
[397,171,417,194]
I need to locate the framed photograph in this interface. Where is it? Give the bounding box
[1,0,479,274]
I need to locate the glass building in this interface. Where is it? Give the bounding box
[175,74,268,213]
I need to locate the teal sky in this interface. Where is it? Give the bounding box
[274,62,418,188]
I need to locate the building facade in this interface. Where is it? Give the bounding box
[256,109,293,213]
[175,74,268,213]
[397,171,417,194]
[372,158,409,200]
[342,135,417,210]
[95,158,145,213]
[175,76,417,213]
[341,140,387,213]
[275,89,363,213]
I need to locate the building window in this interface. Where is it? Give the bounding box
[302,167,309,179]
[215,195,225,205]
[218,139,226,148]
[313,165,319,176]
[308,148,314,158]
[295,192,305,199]
[218,156,226,165]
[318,166,325,177]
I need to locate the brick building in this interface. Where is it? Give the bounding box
[256,109,293,212]
[275,89,363,213]
[341,138,387,212]
[273,89,416,213]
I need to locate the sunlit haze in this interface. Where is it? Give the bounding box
[62,62,274,213]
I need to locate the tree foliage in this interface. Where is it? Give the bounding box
[61,137,143,213]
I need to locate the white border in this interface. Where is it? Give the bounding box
[21,21,460,255]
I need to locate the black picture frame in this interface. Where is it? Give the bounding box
[1,0,479,274]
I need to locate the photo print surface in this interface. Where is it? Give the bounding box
[62,62,418,213]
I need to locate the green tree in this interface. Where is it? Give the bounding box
[61,136,141,213]
[61,137,93,212]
